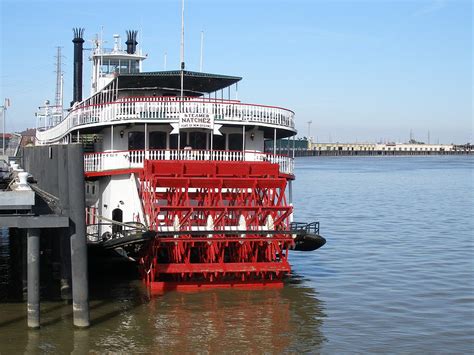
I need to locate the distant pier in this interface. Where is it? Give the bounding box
[267,140,473,157]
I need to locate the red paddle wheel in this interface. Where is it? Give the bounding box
[138,160,294,290]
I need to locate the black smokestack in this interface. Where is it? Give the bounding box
[125,30,138,54]
[72,28,85,105]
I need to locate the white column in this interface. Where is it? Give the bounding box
[2,106,6,155]
[145,123,148,158]
[289,180,294,223]
[292,134,295,158]
[273,128,277,155]
[111,125,114,151]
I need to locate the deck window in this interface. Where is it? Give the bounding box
[100,59,139,75]
[180,132,187,149]
[169,134,178,149]
[213,135,226,150]
[128,131,144,150]
[228,133,243,151]
[189,132,207,149]
[130,60,140,73]
[109,60,120,73]
[170,132,188,149]
[149,131,167,149]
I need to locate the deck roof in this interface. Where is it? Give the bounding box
[115,70,242,95]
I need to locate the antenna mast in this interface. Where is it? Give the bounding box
[54,46,64,123]
[307,120,312,141]
[180,0,185,98]
[200,30,204,72]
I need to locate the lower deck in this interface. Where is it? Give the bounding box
[85,159,297,286]
[84,148,294,177]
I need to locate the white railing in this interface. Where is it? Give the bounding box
[37,97,295,144]
[84,149,294,175]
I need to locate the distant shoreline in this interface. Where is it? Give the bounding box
[268,140,473,157]
[292,150,473,157]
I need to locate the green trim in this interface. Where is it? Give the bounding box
[118,70,242,81]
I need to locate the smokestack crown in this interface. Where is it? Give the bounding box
[125,30,138,54]
[73,28,85,43]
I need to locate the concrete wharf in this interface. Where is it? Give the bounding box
[0,145,89,328]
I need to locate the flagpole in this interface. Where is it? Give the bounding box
[2,107,4,155]
[2,107,4,156]
[180,0,185,99]
[200,30,204,72]
[179,0,185,152]
[2,98,10,156]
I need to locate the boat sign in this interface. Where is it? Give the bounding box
[179,113,214,130]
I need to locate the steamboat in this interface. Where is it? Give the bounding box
[35,28,325,291]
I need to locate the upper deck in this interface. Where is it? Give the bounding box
[36,96,296,144]
[36,30,297,149]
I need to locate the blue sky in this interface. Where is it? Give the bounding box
[0,0,472,143]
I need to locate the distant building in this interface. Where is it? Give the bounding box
[0,130,37,158]
[19,128,36,147]
[310,142,455,153]
[264,139,471,156]
[0,133,13,148]
[0,133,22,157]
[264,138,309,153]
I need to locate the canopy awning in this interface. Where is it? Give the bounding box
[115,70,242,95]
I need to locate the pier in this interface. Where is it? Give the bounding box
[0,145,90,328]
[267,140,473,156]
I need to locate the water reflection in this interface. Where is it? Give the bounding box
[83,282,326,353]
[1,240,326,353]
[144,286,326,353]
[0,228,11,301]
[72,329,90,354]
[6,284,325,353]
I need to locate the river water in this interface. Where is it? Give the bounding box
[0,156,473,353]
